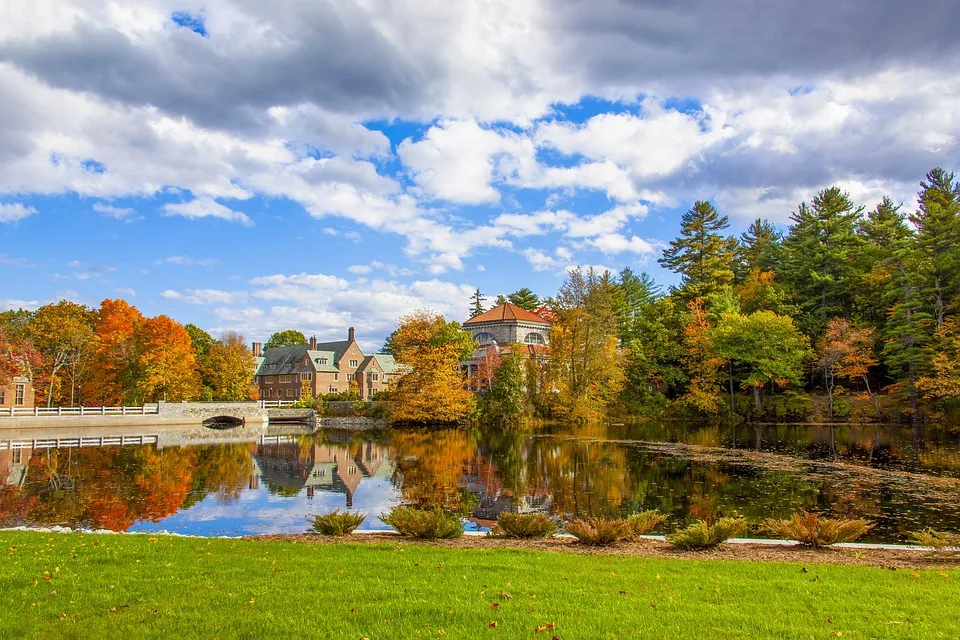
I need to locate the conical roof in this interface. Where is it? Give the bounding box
[464,302,551,325]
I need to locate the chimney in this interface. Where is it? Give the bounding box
[309,336,317,350]
[348,327,355,342]
[252,342,262,357]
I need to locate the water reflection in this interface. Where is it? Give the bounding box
[1,422,959,542]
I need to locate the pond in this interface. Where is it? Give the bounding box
[2,421,959,542]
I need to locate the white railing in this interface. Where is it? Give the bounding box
[0,405,159,418]
[0,434,159,450]
[258,400,299,408]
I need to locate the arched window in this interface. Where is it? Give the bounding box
[475,332,495,345]
[524,332,545,345]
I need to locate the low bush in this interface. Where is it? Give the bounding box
[494,513,557,539]
[666,517,747,550]
[381,506,463,540]
[909,528,960,551]
[764,511,873,548]
[307,510,366,536]
[565,517,635,546]
[627,510,668,536]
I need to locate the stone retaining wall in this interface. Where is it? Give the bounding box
[319,417,386,430]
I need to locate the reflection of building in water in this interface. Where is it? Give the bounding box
[461,454,551,524]
[255,437,394,507]
[0,445,33,487]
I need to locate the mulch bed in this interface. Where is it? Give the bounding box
[248,532,960,570]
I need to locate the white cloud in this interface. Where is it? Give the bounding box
[162,197,254,226]
[347,264,373,275]
[0,202,37,223]
[589,233,657,255]
[0,298,40,311]
[161,288,248,305]
[154,255,218,267]
[115,287,137,297]
[93,202,138,220]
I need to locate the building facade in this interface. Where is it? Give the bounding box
[0,376,34,410]
[254,328,400,401]
[461,303,552,382]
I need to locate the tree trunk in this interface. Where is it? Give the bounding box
[728,362,735,413]
[823,366,834,422]
[752,385,761,412]
[862,374,881,419]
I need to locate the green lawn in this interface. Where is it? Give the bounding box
[1,532,958,639]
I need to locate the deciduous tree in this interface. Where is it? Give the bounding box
[208,331,257,401]
[263,329,307,350]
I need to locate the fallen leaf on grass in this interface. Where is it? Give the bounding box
[534,622,556,633]
[619,591,627,596]
[490,603,500,610]
[488,622,498,629]
[498,591,512,600]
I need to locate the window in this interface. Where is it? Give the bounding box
[475,332,495,345]
[278,375,295,384]
[346,373,354,381]
[349,359,358,367]
[371,373,379,381]
[524,332,545,345]
[370,389,378,398]
[382,374,389,384]
[328,386,337,393]
[0,387,4,404]
[15,384,25,406]
[285,388,295,398]
[316,358,328,365]
[300,372,312,381]
[265,377,274,384]
[11,448,22,464]
[333,373,339,381]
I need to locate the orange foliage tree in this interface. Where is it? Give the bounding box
[680,298,725,414]
[817,318,879,419]
[85,299,144,405]
[136,315,199,402]
[918,320,960,404]
[389,311,476,424]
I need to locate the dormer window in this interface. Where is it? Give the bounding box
[316,358,328,365]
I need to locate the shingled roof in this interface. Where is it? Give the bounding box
[464,302,551,325]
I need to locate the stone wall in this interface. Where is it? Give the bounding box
[319,416,386,430]
[155,401,267,420]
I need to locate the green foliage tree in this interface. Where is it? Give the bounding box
[29,301,95,406]
[739,218,783,276]
[263,329,307,350]
[507,288,540,311]
[483,346,527,421]
[909,168,960,328]
[782,187,864,337]
[658,201,735,300]
[469,288,486,318]
[185,324,217,400]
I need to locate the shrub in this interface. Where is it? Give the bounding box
[764,511,874,548]
[495,513,557,539]
[565,517,635,546]
[627,510,668,536]
[381,506,464,540]
[909,528,960,550]
[307,510,366,536]
[666,517,747,550]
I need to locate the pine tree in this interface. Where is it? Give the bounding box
[507,288,540,311]
[469,289,486,318]
[782,187,864,337]
[854,197,911,334]
[739,218,783,275]
[658,201,734,300]
[910,168,960,328]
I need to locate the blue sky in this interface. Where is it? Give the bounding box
[1,1,958,350]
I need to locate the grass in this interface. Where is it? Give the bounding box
[1,531,959,639]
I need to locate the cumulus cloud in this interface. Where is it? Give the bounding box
[162,197,254,226]
[93,202,138,220]
[154,255,218,267]
[0,202,37,223]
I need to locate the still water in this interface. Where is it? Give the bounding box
[2,422,959,542]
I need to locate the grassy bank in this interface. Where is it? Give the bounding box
[2,532,958,639]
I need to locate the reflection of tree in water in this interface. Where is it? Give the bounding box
[390,429,478,512]
[7,443,255,530]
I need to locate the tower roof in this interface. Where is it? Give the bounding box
[464,302,551,325]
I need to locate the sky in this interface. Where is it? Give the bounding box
[1,0,959,353]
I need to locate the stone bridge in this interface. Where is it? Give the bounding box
[155,401,270,424]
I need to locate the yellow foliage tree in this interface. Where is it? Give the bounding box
[208,331,256,401]
[389,311,476,424]
[680,298,725,414]
[136,315,199,402]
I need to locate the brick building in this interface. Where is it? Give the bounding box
[254,328,400,401]
[0,376,34,410]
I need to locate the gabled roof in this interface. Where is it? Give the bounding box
[312,340,353,365]
[255,345,312,376]
[371,353,402,374]
[307,350,339,373]
[464,302,551,326]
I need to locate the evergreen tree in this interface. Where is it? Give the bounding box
[782,187,864,337]
[506,288,540,311]
[910,168,960,328]
[658,201,735,300]
[739,218,783,275]
[854,197,911,335]
[469,288,487,318]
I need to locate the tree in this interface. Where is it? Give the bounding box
[185,324,217,400]
[910,168,960,328]
[469,289,487,318]
[495,294,508,306]
[918,320,960,403]
[816,318,878,420]
[0,309,40,388]
[208,332,257,401]
[548,268,625,420]
[29,301,95,406]
[736,268,795,316]
[782,187,864,337]
[86,299,144,405]
[136,315,199,402]
[679,298,724,414]
[713,311,810,412]
[484,346,527,421]
[855,197,911,332]
[658,201,735,300]
[507,288,540,311]
[263,329,307,350]
[389,311,476,424]
[619,296,685,413]
[739,218,783,276]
